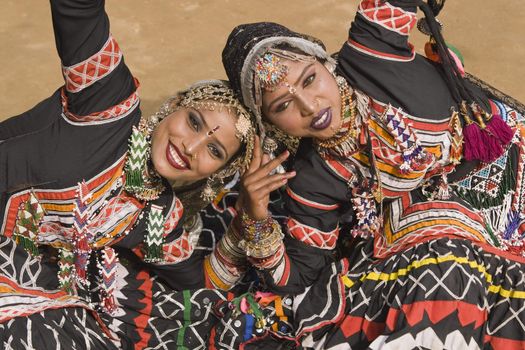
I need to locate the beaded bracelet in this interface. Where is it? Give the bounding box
[238,211,284,259]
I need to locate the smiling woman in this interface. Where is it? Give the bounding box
[0,0,261,349]
[151,99,242,188]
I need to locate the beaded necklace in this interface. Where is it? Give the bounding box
[314,77,359,159]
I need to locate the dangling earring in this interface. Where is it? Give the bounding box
[200,176,217,202]
[262,137,278,154]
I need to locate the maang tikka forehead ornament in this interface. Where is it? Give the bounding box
[254,48,316,93]
[255,52,289,91]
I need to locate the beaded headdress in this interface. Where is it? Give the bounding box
[125,80,255,211]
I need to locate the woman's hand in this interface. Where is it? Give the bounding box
[236,136,296,221]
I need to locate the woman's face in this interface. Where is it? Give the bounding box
[151,103,241,188]
[261,59,341,140]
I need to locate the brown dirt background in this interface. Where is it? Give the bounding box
[1,0,524,121]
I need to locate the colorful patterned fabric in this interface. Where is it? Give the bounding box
[231,237,525,349]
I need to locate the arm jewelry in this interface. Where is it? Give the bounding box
[204,214,248,290]
[238,211,285,270]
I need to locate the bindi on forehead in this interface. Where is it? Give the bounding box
[207,125,221,136]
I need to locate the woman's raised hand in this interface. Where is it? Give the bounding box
[237,136,296,221]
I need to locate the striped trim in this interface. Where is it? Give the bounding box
[358,0,417,36]
[61,78,140,125]
[274,253,291,286]
[203,256,232,291]
[62,35,122,93]
[347,38,415,62]
[287,217,339,250]
[357,253,525,300]
[176,290,192,350]
[0,275,89,323]
[286,187,340,210]
[1,155,126,237]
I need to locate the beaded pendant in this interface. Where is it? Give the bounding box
[124,126,165,201]
[144,204,166,262]
[73,181,93,286]
[98,246,119,314]
[13,192,44,256]
[58,249,76,294]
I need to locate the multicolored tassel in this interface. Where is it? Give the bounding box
[230,292,267,330]
[58,248,76,294]
[73,181,93,286]
[13,192,45,256]
[350,182,381,239]
[98,247,119,314]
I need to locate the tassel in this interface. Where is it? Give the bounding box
[471,104,507,162]
[504,211,521,240]
[125,170,144,189]
[485,114,514,146]
[483,133,504,163]
[462,116,486,161]
[461,102,506,163]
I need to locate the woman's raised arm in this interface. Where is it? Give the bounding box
[51,0,136,118]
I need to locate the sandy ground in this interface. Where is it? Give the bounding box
[1,0,524,121]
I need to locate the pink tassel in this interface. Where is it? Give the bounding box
[486,114,514,146]
[463,122,486,161]
[483,132,504,163]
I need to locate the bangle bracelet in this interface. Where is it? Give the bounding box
[238,211,284,258]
